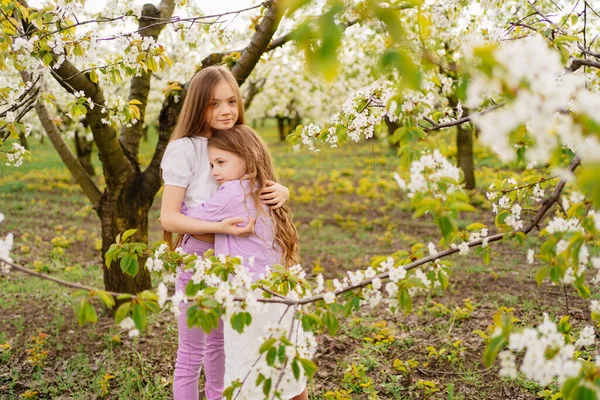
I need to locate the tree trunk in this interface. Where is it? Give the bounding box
[18,131,29,149]
[456,123,476,190]
[277,116,286,141]
[98,176,153,294]
[142,124,149,142]
[385,116,400,149]
[74,130,95,176]
[290,113,301,132]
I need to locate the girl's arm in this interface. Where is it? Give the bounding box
[160,185,253,235]
[260,180,289,210]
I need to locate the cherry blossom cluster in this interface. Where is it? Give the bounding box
[394,149,461,200]
[4,143,29,167]
[297,80,393,151]
[497,314,595,387]
[465,34,600,165]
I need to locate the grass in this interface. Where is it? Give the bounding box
[0,121,594,399]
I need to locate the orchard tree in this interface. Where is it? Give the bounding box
[3,0,600,398]
[0,0,296,293]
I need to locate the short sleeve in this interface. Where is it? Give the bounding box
[183,181,242,222]
[161,139,195,187]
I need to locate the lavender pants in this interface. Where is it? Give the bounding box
[173,236,224,400]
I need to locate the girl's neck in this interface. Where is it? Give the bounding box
[197,130,212,138]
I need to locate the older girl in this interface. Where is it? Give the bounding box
[160,66,289,400]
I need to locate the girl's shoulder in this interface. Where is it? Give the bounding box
[217,180,248,196]
[163,137,205,161]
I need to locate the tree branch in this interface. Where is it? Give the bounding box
[119,0,175,165]
[568,57,600,71]
[33,97,102,205]
[1,156,581,307]
[423,103,505,132]
[0,258,124,298]
[200,18,358,69]
[232,0,284,86]
[17,0,131,189]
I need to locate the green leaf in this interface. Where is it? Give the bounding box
[495,211,510,227]
[231,312,252,334]
[437,215,456,242]
[322,311,339,335]
[186,280,205,297]
[89,68,98,83]
[514,232,526,245]
[483,248,491,265]
[266,347,277,366]
[482,334,507,367]
[74,298,97,326]
[299,358,317,379]
[400,288,412,315]
[120,254,139,276]
[301,313,322,331]
[96,290,115,308]
[105,244,118,268]
[259,338,277,354]
[115,302,131,324]
[262,377,272,398]
[282,0,311,17]
[466,223,486,231]
[535,267,548,287]
[561,376,583,398]
[292,359,300,380]
[132,303,147,331]
[121,229,137,242]
[576,163,600,209]
[568,385,598,400]
[438,270,449,290]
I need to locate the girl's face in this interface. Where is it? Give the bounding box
[208,80,239,131]
[208,147,246,184]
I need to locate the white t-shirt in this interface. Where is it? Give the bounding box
[160,136,219,208]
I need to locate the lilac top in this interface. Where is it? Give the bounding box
[183,180,282,280]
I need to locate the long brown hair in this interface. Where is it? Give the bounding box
[170,65,245,141]
[164,66,245,250]
[208,126,300,268]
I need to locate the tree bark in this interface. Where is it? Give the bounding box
[277,116,286,141]
[243,77,266,110]
[385,116,400,149]
[33,97,102,206]
[456,122,476,190]
[98,180,153,294]
[74,130,95,176]
[119,2,175,164]
[231,0,284,86]
[18,131,29,149]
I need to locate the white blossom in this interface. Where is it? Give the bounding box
[323,292,336,304]
[527,249,534,265]
[157,282,168,308]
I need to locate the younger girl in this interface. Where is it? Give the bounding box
[160,66,289,400]
[184,125,309,400]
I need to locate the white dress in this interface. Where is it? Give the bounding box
[224,299,307,400]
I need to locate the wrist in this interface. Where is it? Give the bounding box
[214,221,226,234]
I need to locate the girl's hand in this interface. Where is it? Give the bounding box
[260,180,289,209]
[220,217,255,236]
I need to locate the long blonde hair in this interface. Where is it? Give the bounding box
[208,126,300,268]
[164,66,245,250]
